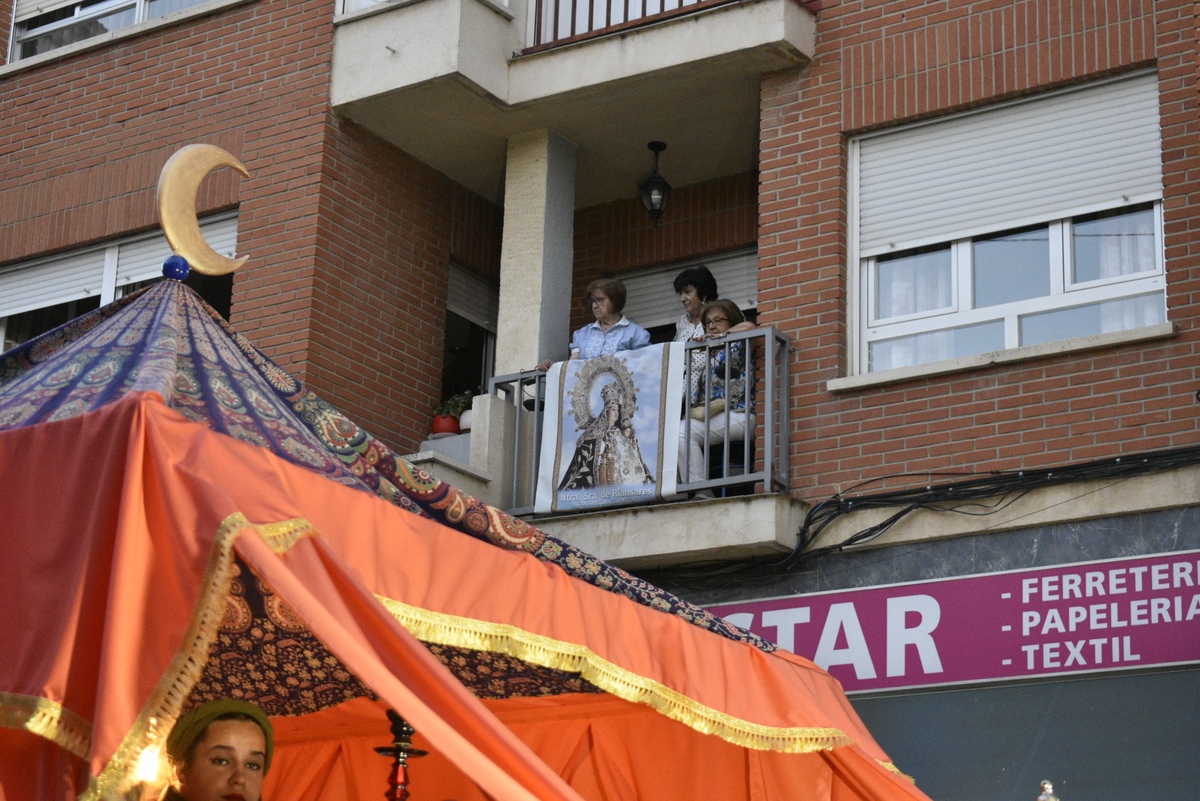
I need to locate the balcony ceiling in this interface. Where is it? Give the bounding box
[331,0,814,207]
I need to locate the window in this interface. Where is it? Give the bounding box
[11,0,210,60]
[0,213,237,351]
[441,262,499,398]
[850,72,1165,375]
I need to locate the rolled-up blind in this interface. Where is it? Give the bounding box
[856,72,1162,257]
[15,0,81,24]
[0,213,238,318]
[0,246,106,319]
[115,214,239,287]
[447,262,499,332]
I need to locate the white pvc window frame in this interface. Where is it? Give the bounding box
[855,203,1165,373]
[11,0,204,61]
[847,72,1165,376]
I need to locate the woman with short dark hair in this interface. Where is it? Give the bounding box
[672,265,719,344]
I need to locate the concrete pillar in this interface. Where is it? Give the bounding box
[494,129,577,376]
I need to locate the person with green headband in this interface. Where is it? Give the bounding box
[163,699,274,801]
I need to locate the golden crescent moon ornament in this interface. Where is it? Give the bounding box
[157,144,251,275]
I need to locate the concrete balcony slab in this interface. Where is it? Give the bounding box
[331,0,814,205]
[533,492,806,570]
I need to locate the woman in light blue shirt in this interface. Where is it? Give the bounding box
[539,279,650,369]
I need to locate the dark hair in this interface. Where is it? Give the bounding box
[673,265,718,303]
[701,299,744,327]
[585,279,628,313]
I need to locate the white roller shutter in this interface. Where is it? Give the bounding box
[115,214,239,287]
[447,262,499,332]
[0,213,238,318]
[856,72,1162,256]
[0,246,107,318]
[621,249,758,330]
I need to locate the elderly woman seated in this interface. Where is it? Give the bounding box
[677,299,750,495]
[538,278,650,370]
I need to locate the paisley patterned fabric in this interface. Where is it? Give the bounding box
[0,281,773,654]
[186,558,602,716]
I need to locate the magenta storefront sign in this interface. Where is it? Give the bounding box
[708,551,1200,693]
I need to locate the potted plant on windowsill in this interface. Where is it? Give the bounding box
[431,392,472,438]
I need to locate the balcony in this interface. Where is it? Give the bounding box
[329,0,815,206]
[408,329,804,569]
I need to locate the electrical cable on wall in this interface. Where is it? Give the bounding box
[640,443,1200,593]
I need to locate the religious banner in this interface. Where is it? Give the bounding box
[535,343,685,514]
[709,550,1200,693]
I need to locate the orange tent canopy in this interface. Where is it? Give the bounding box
[0,283,932,801]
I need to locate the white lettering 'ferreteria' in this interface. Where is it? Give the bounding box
[1021,560,1198,603]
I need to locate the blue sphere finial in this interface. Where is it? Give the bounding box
[163,254,191,281]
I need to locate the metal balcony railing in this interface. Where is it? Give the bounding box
[525,0,736,52]
[488,327,790,516]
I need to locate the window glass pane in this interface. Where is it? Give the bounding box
[442,311,494,399]
[1020,292,1165,347]
[869,320,1004,372]
[19,7,136,58]
[2,296,101,352]
[874,246,952,320]
[146,0,208,19]
[973,225,1050,309]
[1072,205,1157,284]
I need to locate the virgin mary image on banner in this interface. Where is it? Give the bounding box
[535,343,684,513]
[558,380,652,490]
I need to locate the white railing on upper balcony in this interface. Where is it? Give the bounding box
[525,0,734,51]
[489,327,790,517]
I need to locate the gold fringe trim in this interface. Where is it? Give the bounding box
[253,517,317,553]
[0,691,93,760]
[376,597,852,754]
[85,513,257,800]
[880,760,916,783]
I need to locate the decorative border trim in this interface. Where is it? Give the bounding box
[86,513,313,800]
[254,517,319,554]
[0,692,93,760]
[375,596,852,753]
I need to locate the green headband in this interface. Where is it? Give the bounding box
[166,699,274,772]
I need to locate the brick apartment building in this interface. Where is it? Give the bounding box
[1,0,1198,798]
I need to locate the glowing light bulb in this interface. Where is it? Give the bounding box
[133,744,163,783]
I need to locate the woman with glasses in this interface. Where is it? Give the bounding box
[672,265,755,399]
[678,300,749,494]
[538,279,650,370]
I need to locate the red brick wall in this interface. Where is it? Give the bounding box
[571,171,757,328]
[305,117,453,451]
[0,0,503,452]
[759,0,1199,499]
[0,0,331,377]
[450,183,503,283]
